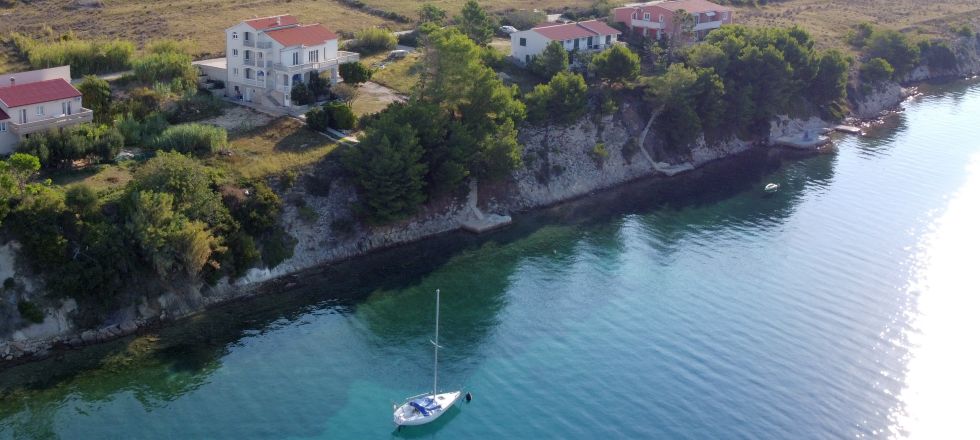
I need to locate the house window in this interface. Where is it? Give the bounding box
[62,101,72,115]
[722,12,730,21]
[244,50,252,60]
[644,12,650,21]
[606,35,612,45]
[19,109,27,124]
[308,50,320,63]
[587,36,593,47]
[0,122,6,132]
[245,68,253,80]
[232,32,238,40]
[525,54,530,64]
[574,38,580,50]
[519,37,526,47]
[233,49,239,57]
[244,32,251,41]
[292,52,300,65]
[659,15,664,23]
[233,68,238,76]
[36,106,44,116]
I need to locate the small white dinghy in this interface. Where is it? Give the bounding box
[764,183,780,193]
[393,289,462,427]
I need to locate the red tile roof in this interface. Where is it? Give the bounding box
[0,79,81,108]
[265,24,338,47]
[655,0,732,13]
[0,108,8,120]
[533,20,622,41]
[245,15,299,31]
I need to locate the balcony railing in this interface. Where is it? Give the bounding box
[256,41,273,49]
[9,108,93,135]
[693,20,723,32]
[631,19,663,29]
[243,40,255,48]
[272,51,360,74]
[243,58,256,67]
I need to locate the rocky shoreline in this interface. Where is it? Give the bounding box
[3,44,980,367]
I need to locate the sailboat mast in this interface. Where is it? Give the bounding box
[433,289,440,397]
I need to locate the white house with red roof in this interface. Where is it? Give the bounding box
[510,20,622,65]
[612,0,734,40]
[223,14,359,107]
[0,66,92,155]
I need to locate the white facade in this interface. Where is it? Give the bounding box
[511,30,551,65]
[0,66,92,155]
[224,16,358,108]
[510,21,622,65]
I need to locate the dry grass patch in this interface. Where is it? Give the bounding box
[369,52,422,95]
[734,0,980,51]
[46,162,135,194]
[0,0,392,66]
[218,117,338,180]
[358,0,594,19]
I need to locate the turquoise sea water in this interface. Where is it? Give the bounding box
[2,79,980,439]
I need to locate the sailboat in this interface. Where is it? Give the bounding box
[393,289,462,426]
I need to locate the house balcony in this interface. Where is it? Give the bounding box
[272,51,360,75]
[243,40,255,48]
[256,41,273,49]
[243,58,256,67]
[631,19,663,30]
[693,20,724,32]
[9,108,93,135]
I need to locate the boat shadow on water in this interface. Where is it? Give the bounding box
[391,405,463,438]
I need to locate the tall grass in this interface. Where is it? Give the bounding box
[153,123,228,156]
[9,33,134,77]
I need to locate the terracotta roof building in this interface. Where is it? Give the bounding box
[510,20,622,65]
[0,66,92,154]
[612,0,734,40]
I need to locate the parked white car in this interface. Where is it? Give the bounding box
[499,25,518,34]
[388,49,409,59]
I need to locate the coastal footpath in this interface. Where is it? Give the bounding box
[2,35,980,366]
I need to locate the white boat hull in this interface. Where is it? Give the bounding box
[393,391,461,426]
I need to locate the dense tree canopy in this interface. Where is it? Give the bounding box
[455,0,496,45]
[525,71,589,124]
[78,75,112,124]
[344,27,526,222]
[590,45,641,85]
[530,41,569,79]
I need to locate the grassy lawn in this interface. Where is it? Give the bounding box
[45,162,136,195]
[368,52,422,95]
[734,0,980,51]
[215,117,339,180]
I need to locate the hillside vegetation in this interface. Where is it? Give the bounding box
[734,0,980,50]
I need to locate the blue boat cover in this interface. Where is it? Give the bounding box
[409,397,441,417]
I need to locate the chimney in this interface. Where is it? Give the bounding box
[9,78,13,88]
[276,16,281,26]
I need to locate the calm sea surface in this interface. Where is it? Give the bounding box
[2,79,979,439]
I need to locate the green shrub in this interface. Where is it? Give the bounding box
[920,40,958,71]
[260,228,297,268]
[3,278,15,290]
[348,28,397,54]
[529,41,569,79]
[152,123,228,156]
[861,58,895,84]
[864,28,920,77]
[167,92,226,124]
[325,102,357,130]
[306,105,330,132]
[132,51,197,91]
[590,143,608,165]
[590,45,641,84]
[10,33,134,77]
[525,71,588,123]
[17,300,45,324]
[290,83,315,106]
[339,61,373,85]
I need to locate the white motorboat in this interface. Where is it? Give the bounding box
[393,289,462,427]
[764,183,780,193]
